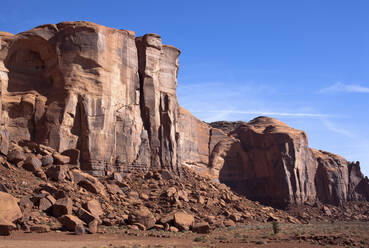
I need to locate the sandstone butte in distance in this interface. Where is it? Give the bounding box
[0,21,368,208]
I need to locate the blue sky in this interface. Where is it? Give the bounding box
[1,1,368,176]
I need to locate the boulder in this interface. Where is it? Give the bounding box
[112,172,123,183]
[77,208,96,224]
[58,215,84,232]
[74,224,85,235]
[82,199,103,218]
[88,219,99,234]
[39,197,53,212]
[223,219,235,227]
[19,197,34,214]
[22,154,47,180]
[128,206,156,229]
[46,165,69,181]
[23,154,42,172]
[159,213,174,225]
[52,197,72,217]
[169,226,179,232]
[0,192,22,235]
[192,222,210,234]
[0,192,22,223]
[7,149,25,163]
[71,170,107,197]
[61,149,80,165]
[30,225,50,233]
[106,183,121,194]
[173,211,194,231]
[0,217,16,236]
[41,155,53,166]
[53,153,70,165]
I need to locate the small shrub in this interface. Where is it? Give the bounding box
[216,235,227,241]
[193,237,202,242]
[234,232,241,238]
[256,240,267,245]
[193,236,207,243]
[272,221,281,235]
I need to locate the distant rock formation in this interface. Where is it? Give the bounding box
[209,117,369,208]
[0,21,368,207]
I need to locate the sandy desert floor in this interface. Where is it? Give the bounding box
[1,221,368,248]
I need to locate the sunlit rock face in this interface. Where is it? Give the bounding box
[0,22,192,176]
[0,22,368,208]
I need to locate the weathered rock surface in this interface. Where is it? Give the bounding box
[209,117,369,207]
[0,191,22,235]
[0,21,184,176]
[58,214,84,232]
[0,21,225,178]
[52,197,72,217]
[173,211,194,231]
[0,191,22,222]
[128,206,156,230]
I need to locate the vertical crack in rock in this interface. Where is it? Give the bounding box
[135,34,162,169]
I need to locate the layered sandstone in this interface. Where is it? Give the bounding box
[0,22,188,175]
[209,117,369,207]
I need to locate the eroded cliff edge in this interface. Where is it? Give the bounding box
[209,118,369,208]
[0,21,368,208]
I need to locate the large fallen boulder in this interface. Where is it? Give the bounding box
[52,197,73,217]
[0,192,22,235]
[173,211,194,231]
[0,217,16,236]
[82,199,103,218]
[128,206,156,230]
[71,170,107,197]
[58,215,84,232]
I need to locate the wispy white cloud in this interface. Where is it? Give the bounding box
[192,110,337,122]
[319,82,369,94]
[320,118,355,138]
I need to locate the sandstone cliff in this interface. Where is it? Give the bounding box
[0,22,196,176]
[0,22,368,208]
[209,117,369,207]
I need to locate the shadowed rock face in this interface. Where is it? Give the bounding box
[209,117,369,208]
[0,22,368,208]
[313,150,369,205]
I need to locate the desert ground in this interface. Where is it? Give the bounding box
[1,221,368,248]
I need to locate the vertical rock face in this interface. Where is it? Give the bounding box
[176,107,211,172]
[209,117,369,207]
[313,150,369,205]
[136,35,181,172]
[0,32,11,155]
[209,117,317,208]
[0,22,182,175]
